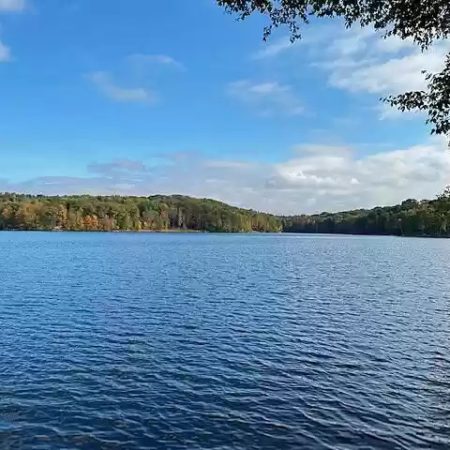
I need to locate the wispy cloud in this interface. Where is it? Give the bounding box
[227,80,304,116]
[0,0,27,62]
[0,40,10,61]
[86,71,156,104]
[315,28,450,120]
[88,159,150,176]
[252,37,295,60]
[377,102,422,121]
[326,37,450,95]
[0,0,26,12]
[252,25,450,120]
[128,53,184,70]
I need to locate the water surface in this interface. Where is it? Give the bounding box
[0,232,449,449]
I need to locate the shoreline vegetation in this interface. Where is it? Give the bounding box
[1,191,449,237]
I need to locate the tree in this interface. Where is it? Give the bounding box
[0,193,282,233]
[437,185,450,200]
[217,0,450,137]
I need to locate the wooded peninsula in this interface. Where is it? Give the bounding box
[1,190,449,237]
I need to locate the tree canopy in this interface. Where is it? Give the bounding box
[0,194,281,233]
[1,191,450,237]
[218,0,450,137]
[282,188,450,237]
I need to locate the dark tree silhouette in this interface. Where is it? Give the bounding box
[218,0,450,137]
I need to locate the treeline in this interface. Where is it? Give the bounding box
[1,190,450,236]
[0,193,282,232]
[282,188,450,237]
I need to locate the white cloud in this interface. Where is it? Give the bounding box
[265,138,450,212]
[227,80,303,116]
[2,138,449,215]
[327,26,374,57]
[0,0,25,12]
[328,42,450,95]
[0,40,10,61]
[374,36,416,54]
[87,71,155,104]
[315,27,450,102]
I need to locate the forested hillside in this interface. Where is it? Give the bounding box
[282,188,450,237]
[1,189,450,236]
[0,194,282,232]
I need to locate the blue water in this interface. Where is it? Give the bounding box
[0,232,449,449]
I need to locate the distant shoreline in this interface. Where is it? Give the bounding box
[1,192,449,238]
[0,228,448,239]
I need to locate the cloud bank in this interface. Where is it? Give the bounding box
[2,139,449,215]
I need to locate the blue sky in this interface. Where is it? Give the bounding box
[0,0,449,213]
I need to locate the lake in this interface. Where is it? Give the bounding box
[0,232,449,449]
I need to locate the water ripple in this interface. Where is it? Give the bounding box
[0,232,449,449]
